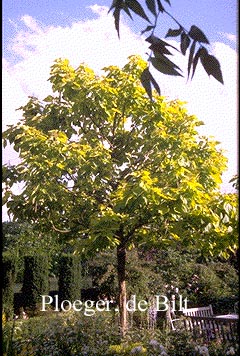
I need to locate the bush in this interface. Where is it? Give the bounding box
[182,261,238,309]
[22,255,49,310]
[58,254,82,304]
[2,253,17,319]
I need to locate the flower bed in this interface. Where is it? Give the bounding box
[2,310,238,355]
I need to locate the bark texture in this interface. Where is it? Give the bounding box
[117,243,127,335]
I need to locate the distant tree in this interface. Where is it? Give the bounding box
[2,56,237,334]
[108,0,224,99]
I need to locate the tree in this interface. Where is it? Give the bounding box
[108,0,224,99]
[2,55,237,334]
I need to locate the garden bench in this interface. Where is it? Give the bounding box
[182,305,213,317]
[181,305,214,336]
[179,305,239,344]
[164,305,213,331]
[169,305,214,331]
[184,315,239,343]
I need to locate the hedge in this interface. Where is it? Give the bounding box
[22,255,49,309]
[58,254,82,305]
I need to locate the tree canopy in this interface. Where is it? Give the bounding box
[2,55,237,333]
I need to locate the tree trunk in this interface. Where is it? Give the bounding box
[117,242,127,336]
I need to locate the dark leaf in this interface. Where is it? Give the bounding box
[187,40,196,80]
[146,35,178,51]
[140,68,153,100]
[189,25,210,44]
[113,7,121,37]
[150,56,183,76]
[200,51,224,84]
[3,137,8,149]
[146,0,157,16]
[156,0,165,12]
[150,42,173,55]
[140,67,161,99]
[141,25,155,35]
[165,27,182,38]
[108,0,120,12]
[126,0,150,22]
[180,33,191,55]
[122,3,133,19]
[163,0,171,4]
[191,47,206,79]
[152,52,182,71]
[146,34,160,43]
[148,70,161,95]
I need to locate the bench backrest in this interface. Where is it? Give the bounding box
[182,305,213,317]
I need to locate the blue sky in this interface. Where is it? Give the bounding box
[3,0,237,62]
[2,1,238,220]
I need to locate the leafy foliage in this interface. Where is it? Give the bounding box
[108,0,224,99]
[2,56,237,332]
[2,56,234,255]
[229,174,239,191]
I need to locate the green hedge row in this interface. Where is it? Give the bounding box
[2,253,81,317]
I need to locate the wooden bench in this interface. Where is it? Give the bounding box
[185,315,238,343]
[181,305,213,333]
[169,305,213,331]
[182,305,213,317]
[170,305,238,344]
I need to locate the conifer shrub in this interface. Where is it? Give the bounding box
[58,254,82,304]
[22,255,49,310]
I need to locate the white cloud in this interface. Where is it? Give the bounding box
[150,40,238,192]
[219,32,237,43]
[7,9,147,99]
[2,7,238,219]
[2,60,28,164]
[88,4,109,16]
[21,15,43,33]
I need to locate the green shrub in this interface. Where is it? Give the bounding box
[181,261,238,309]
[22,255,49,310]
[58,254,81,304]
[2,253,17,320]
